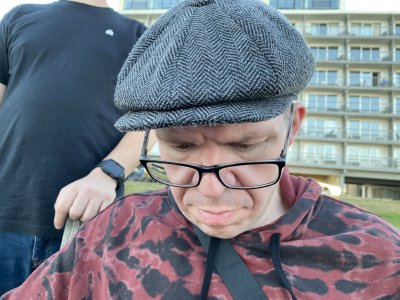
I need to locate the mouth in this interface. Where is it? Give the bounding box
[196,209,237,226]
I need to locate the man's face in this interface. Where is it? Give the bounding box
[155,114,290,238]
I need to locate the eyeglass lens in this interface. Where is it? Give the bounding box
[146,161,280,188]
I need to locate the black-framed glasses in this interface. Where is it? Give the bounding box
[139,103,294,190]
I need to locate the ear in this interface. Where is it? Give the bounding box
[289,101,306,145]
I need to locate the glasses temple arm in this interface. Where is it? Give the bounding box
[280,102,294,157]
[141,129,150,157]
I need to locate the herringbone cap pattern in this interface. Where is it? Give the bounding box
[114,0,315,132]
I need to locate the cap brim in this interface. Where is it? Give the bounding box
[115,95,295,132]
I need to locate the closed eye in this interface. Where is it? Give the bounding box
[230,143,257,152]
[170,142,195,152]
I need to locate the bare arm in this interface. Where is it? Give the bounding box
[0,83,6,107]
[54,130,156,229]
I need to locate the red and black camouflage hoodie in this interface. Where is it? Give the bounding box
[3,170,400,299]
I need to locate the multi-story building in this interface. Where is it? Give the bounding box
[119,0,400,200]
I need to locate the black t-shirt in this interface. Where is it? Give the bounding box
[0,0,146,237]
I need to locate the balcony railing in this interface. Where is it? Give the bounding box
[124,0,183,10]
[299,126,342,138]
[349,50,392,63]
[288,152,400,170]
[301,26,346,37]
[310,50,399,63]
[297,127,399,142]
[304,101,392,114]
[309,76,342,86]
[307,75,399,88]
[296,25,400,37]
[348,26,391,37]
[345,155,396,169]
[311,51,345,61]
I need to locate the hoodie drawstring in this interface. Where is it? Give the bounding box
[270,233,297,300]
[201,236,219,300]
[200,233,297,300]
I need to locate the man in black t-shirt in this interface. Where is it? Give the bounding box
[0,0,149,294]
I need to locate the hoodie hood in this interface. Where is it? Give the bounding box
[234,167,323,245]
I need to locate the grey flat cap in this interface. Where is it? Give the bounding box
[114,0,315,132]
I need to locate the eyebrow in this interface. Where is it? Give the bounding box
[156,127,278,144]
[156,130,186,142]
[234,130,275,143]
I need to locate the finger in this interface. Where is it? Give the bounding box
[99,199,114,213]
[67,192,92,222]
[79,196,103,223]
[54,186,78,229]
[98,191,116,213]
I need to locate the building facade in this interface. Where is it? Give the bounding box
[119,0,400,199]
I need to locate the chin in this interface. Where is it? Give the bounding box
[198,224,240,239]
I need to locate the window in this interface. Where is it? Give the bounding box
[348,96,380,113]
[396,49,400,62]
[327,95,338,110]
[309,0,339,9]
[396,98,400,115]
[369,97,380,112]
[124,0,181,9]
[311,23,327,35]
[311,46,339,60]
[307,94,338,111]
[310,23,339,36]
[349,71,370,86]
[124,0,146,9]
[395,149,400,170]
[349,71,379,87]
[270,0,339,9]
[350,48,360,61]
[347,120,380,140]
[305,119,338,138]
[350,47,380,61]
[270,0,296,9]
[394,123,400,140]
[305,119,324,137]
[395,24,400,36]
[350,22,382,36]
[347,146,383,168]
[311,70,338,86]
[395,73,400,87]
[304,144,337,164]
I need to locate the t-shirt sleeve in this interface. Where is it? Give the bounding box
[136,22,147,40]
[0,11,11,85]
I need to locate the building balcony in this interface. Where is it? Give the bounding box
[298,25,400,38]
[311,52,346,62]
[347,26,391,37]
[288,152,400,171]
[308,77,343,87]
[304,102,393,116]
[307,75,398,89]
[311,51,399,67]
[123,0,182,10]
[297,127,400,143]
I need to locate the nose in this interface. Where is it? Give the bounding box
[196,172,226,198]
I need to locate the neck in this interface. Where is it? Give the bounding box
[67,0,109,8]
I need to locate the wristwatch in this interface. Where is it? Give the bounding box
[97,159,125,189]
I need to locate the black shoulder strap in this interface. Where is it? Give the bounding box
[194,226,268,300]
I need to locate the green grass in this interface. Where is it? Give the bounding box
[124,181,400,228]
[341,195,400,228]
[125,180,165,194]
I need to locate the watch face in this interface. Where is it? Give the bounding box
[102,160,124,179]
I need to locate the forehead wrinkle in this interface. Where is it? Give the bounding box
[156,120,282,145]
[156,127,205,143]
